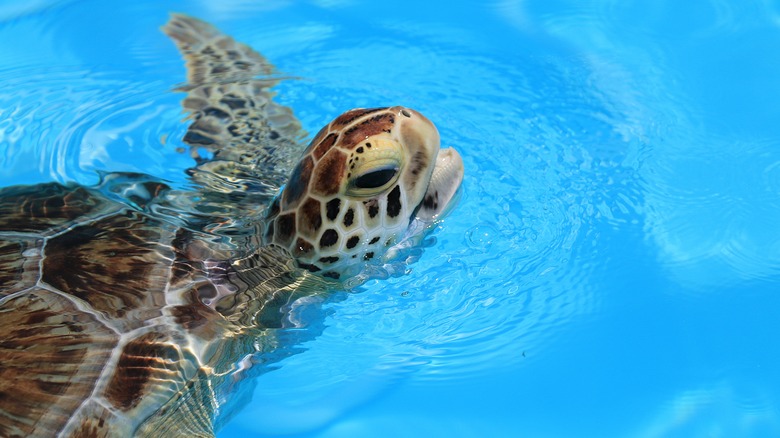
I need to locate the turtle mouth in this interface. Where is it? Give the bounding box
[375,146,462,270]
[412,147,464,225]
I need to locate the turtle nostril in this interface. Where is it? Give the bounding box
[400,108,411,118]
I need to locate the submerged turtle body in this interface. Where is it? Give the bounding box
[0,181,226,436]
[0,14,463,438]
[0,179,312,437]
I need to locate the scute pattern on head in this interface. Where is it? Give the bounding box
[298,198,322,239]
[339,112,395,148]
[330,107,386,129]
[311,149,347,196]
[282,155,313,208]
[265,106,441,280]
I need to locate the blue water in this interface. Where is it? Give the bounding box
[2,0,780,436]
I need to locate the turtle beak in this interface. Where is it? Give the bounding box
[382,146,463,264]
[413,147,464,223]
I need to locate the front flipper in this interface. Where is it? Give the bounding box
[163,14,305,199]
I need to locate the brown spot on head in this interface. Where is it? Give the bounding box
[387,185,402,218]
[312,133,338,161]
[203,106,230,120]
[299,262,321,273]
[343,208,354,227]
[312,149,346,196]
[339,113,395,149]
[365,200,379,218]
[319,229,339,248]
[326,198,341,221]
[346,235,360,249]
[283,156,313,208]
[331,107,385,128]
[407,150,429,183]
[398,111,440,191]
[274,213,296,247]
[297,197,322,239]
[423,192,439,210]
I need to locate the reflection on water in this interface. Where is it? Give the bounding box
[500,0,780,291]
[637,381,780,437]
[644,135,780,289]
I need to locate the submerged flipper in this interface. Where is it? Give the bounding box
[163,13,305,199]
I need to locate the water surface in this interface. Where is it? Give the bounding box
[1,0,780,436]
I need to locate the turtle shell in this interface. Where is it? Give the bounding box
[0,13,311,437]
[0,182,299,437]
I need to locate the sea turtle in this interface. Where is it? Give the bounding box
[0,14,463,438]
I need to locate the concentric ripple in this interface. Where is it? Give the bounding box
[0,65,192,189]
[225,20,647,431]
[7,1,780,437]
[642,133,780,290]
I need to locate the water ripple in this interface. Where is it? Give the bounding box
[497,0,780,291]
[0,65,192,188]
[642,134,780,290]
[635,380,780,437]
[270,43,649,383]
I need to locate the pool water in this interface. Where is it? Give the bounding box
[2,0,780,436]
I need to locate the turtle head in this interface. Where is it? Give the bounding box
[264,106,463,283]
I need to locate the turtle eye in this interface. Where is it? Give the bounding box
[354,167,398,189]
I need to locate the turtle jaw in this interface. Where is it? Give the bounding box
[412,147,464,224]
[378,146,463,270]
